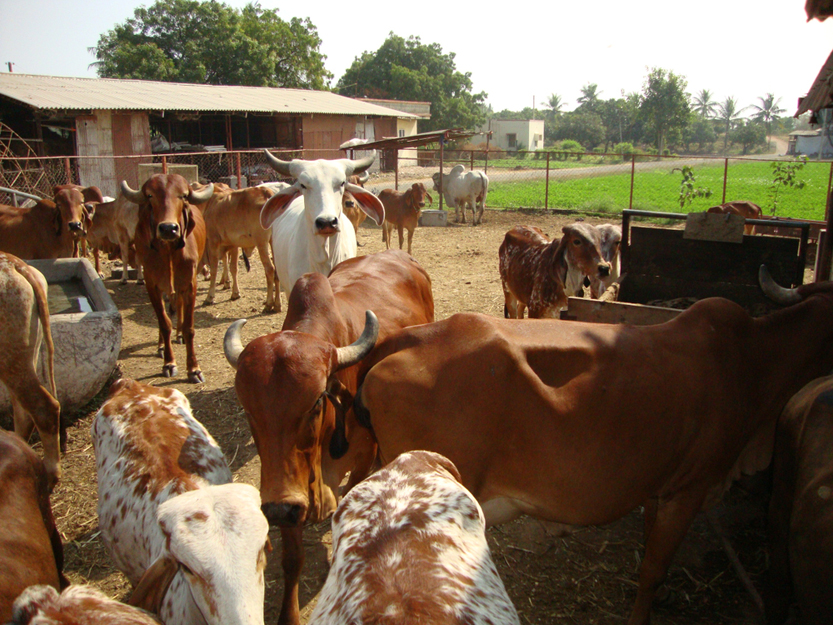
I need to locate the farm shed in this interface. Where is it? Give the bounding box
[472,118,545,151]
[0,73,419,191]
[351,97,431,164]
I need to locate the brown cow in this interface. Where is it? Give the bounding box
[0,252,61,489]
[85,195,144,284]
[201,185,277,312]
[0,185,103,260]
[8,585,161,625]
[120,174,212,383]
[353,267,833,625]
[0,430,67,622]
[766,374,833,625]
[499,223,610,318]
[707,201,763,235]
[223,249,434,625]
[379,182,433,254]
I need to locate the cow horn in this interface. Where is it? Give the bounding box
[334,311,379,371]
[223,319,248,370]
[120,180,145,204]
[264,149,292,176]
[357,171,370,185]
[759,265,802,305]
[349,156,375,175]
[188,182,214,205]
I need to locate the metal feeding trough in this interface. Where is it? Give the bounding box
[0,258,122,416]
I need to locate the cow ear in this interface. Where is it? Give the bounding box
[345,183,384,225]
[53,207,62,236]
[259,185,301,229]
[81,186,105,204]
[83,202,97,221]
[326,377,353,460]
[128,553,179,614]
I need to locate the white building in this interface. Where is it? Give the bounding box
[472,119,545,152]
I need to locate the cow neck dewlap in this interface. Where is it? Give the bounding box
[564,265,584,297]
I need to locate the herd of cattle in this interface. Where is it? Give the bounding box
[0,151,831,625]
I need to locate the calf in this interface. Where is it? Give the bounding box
[309,450,519,625]
[121,174,211,383]
[85,195,144,284]
[8,585,160,625]
[0,252,61,488]
[766,374,833,625]
[587,223,622,298]
[223,249,434,625]
[707,201,763,235]
[379,182,433,254]
[201,185,277,312]
[0,431,67,622]
[0,185,103,260]
[92,378,270,625]
[499,223,610,318]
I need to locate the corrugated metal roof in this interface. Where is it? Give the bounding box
[0,73,418,118]
[795,49,833,117]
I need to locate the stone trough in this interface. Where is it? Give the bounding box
[0,258,122,416]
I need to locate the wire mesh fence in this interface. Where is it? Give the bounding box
[1,148,830,224]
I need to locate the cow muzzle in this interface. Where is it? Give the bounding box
[261,501,305,527]
[157,222,180,241]
[68,221,84,235]
[314,216,339,236]
[598,263,610,277]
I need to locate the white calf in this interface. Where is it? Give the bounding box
[309,450,520,625]
[92,378,269,625]
[589,223,622,298]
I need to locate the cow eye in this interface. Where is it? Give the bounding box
[300,183,307,190]
[180,563,194,576]
[312,395,324,415]
[573,239,582,246]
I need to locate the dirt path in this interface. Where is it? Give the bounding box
[47,209,765,624]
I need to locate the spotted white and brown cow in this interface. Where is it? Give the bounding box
[309,451,520,625]
[8,584,161,625]
[499,223,610,318]
[92,378,270,625]
[0,251,61,489]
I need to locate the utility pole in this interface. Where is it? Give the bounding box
[6,62,14,72]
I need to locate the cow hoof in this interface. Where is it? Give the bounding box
[263,303,277,314]
[231,293,241,301]
[136,279,144,286]
[357,241,365,247]
[156,347,165,358]
[188,370,205,384]
[175,336,184,345]
[163,364,178,378]
[204,297,215,306]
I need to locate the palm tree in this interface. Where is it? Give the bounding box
[716,96,748,154]
[750,93,786,143]
[577,83,601,112]
[545,93,564,115]
[692,89,718,118]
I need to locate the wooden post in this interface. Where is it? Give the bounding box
[628,154,636,209]
[162,156,168,174]
[63,158,72,185]
[438,134,445,212]
[545,151,551,209]
[236,152,243,189]
[722,158,729,204]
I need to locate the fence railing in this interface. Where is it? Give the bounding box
[1,148,829,223]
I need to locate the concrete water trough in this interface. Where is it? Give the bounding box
[0,258,122,416]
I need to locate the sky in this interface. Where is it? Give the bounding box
[2,0,833,117]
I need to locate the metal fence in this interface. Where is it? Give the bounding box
[2,148,830,223]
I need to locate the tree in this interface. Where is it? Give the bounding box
[92,0,330,88]
[336,33,487,132]
[551,111,605,149]
[576,83,602,113]
[692,89,718,118]
[545,94,564,115]
[716,96,748,154]
[639,68,690,155]
[684,114,717,152]
[750,93,786,143]
[731,120,767,155]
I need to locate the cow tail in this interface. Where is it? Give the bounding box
[242,250,251,273]
[22,266,58,399]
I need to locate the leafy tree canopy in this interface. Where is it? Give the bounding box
[92,0,331,89]
[639,68,690,155]
[336,33,487,132]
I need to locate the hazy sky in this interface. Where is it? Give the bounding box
[2,0,832,116]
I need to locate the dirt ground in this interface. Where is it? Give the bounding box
[46,208,768,625]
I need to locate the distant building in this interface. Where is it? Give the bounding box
[787,129,833,158]
[472,119,545,152]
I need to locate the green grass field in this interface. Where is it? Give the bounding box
[483,160,832,221]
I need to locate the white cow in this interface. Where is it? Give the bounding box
[92,378,270,625]
[258,151,385,299]
[431,164,490,226]
[588,223,622,298]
